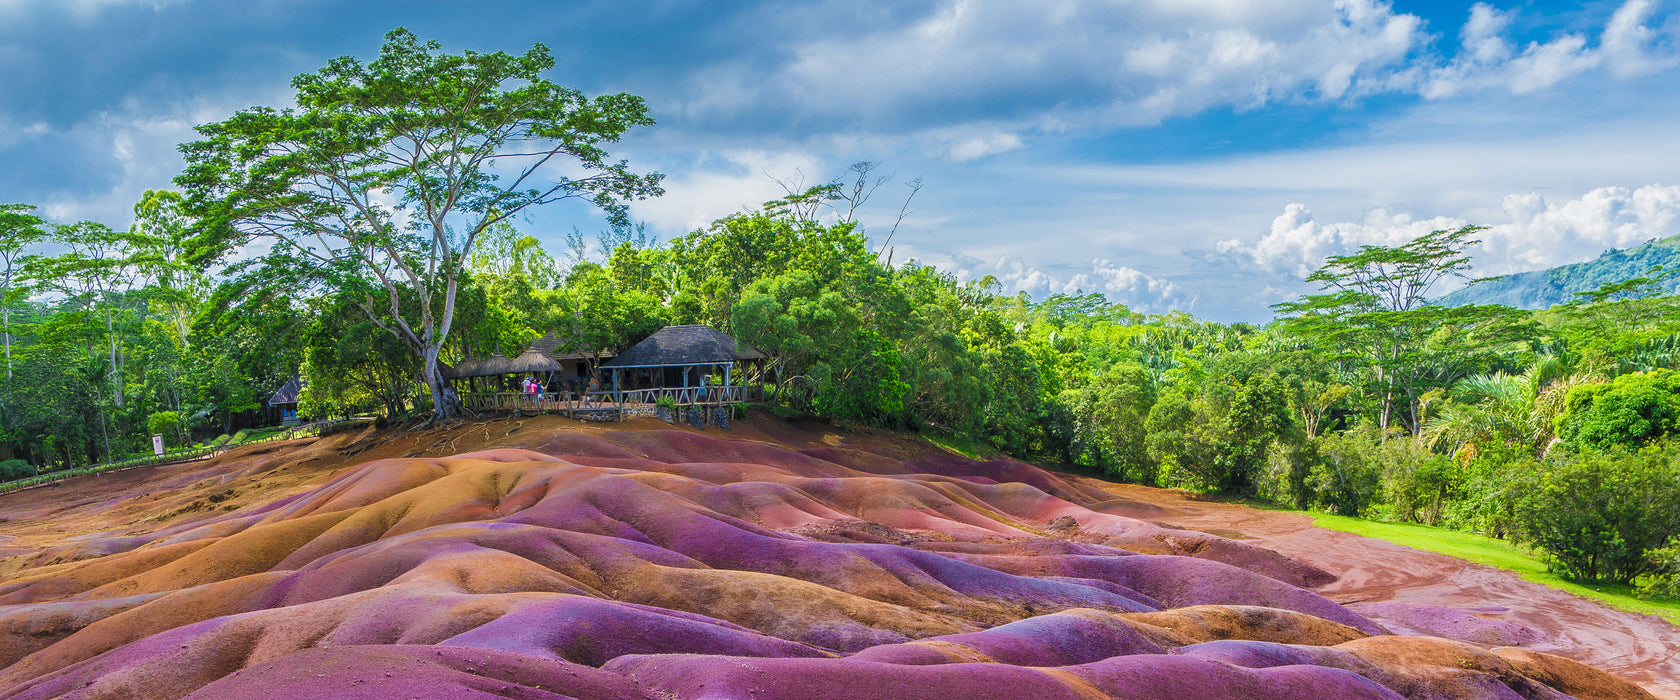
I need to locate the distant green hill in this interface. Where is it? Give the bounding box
[1438,236,1680,309]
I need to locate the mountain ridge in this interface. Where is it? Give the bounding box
[1438,235,1680,309]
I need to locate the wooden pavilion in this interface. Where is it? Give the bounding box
[450,331,616,413]
[451,325,763,418]
[598,325,765,407]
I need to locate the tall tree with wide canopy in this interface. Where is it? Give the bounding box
[0,204,46,382]
[1274,226,1531,434]
[178,29,663,419]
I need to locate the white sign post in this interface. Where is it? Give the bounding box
[152,434,165,456]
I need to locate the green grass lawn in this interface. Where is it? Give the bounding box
[1310,513,1680,625]
[922,431,999,461]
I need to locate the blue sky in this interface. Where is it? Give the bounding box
[3,0,1679,321]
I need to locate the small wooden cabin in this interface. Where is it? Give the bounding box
[269,375,305,426]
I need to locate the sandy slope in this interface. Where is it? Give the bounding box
[1085,483,1680,698]
[0,415,1661,699]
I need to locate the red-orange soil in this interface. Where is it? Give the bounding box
[0,414,1666,699]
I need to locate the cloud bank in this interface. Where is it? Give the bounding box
[1218,184,1680,284]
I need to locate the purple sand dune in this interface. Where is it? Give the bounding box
[1178,639,1408,690]
[928,551,1382,634]
[606,653,1410,700]
[1349,601,1547,647]
[183,645,654,700]
[439,596,829,665]
[605,654,1091,700]
[848,608,1164,665]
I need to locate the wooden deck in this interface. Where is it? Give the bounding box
[460,386,763,419]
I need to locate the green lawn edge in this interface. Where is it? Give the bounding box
[1309,513,1680,625]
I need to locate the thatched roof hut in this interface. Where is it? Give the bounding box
[529,330,615,361]
[601,325,764,369]
[506,348,562,373]
[448,356,483,379]
[462,351,513,378]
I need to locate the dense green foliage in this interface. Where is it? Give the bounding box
[1513,446,1680,583]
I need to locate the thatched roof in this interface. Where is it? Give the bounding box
[463,352,513,377]
[448,330,619,380]
[268,375,304,406]
[448,356,483,379]
[530,330,615,361]
[601,325,765,368]
[506,348,562,373]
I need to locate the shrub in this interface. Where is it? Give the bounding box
[1383,451,1459,526]
[210,434,232,448]
[0,459,37,482]
[1637,539,1680,599]
[1556,370,1680,449]
[655,395,677,411]
[1305,431,1384,517]
[1442,441,1536,539]
[1513,444,1680,584]
[146,411,186,447]
[1147,374,1294,495]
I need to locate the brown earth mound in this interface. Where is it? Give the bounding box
[0,414,1661,699]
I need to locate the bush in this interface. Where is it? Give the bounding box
[1556,370,1680,449]
[655,395,677,411]
[0,459,37,482]
[1305,431,1384,517]
[1383,451,1459,526]
[146,411,186,447]
[1147,374,1294,495]
[1442,442,1536,539]
[1637,539,1680,599]
[210,434,232,448]
[1514,444,1680,584]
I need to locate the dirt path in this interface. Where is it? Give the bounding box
[1085,481,1680,698]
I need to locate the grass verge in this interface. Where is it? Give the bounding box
[1310,513,1680,625]
[922,431,998,461]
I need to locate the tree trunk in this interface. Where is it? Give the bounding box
[423,345,461,419]
[92,383,111,463]
[105,309,123,408]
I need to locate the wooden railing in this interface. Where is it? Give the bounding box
[459,385,765,416]
[0,418,346,496]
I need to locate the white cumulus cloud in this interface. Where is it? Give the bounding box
[680,0,1678,153]
[1424,0,1676,98]
[1218,184,1680,283]
[941,253,1189,313]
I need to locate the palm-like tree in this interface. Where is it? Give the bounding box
[1423,358,1603,456]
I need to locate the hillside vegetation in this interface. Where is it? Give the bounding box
[1438,235,1680,309]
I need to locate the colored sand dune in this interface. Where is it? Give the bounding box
[0,421,1653,699]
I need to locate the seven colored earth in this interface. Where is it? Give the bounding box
[0,417,1661,699]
